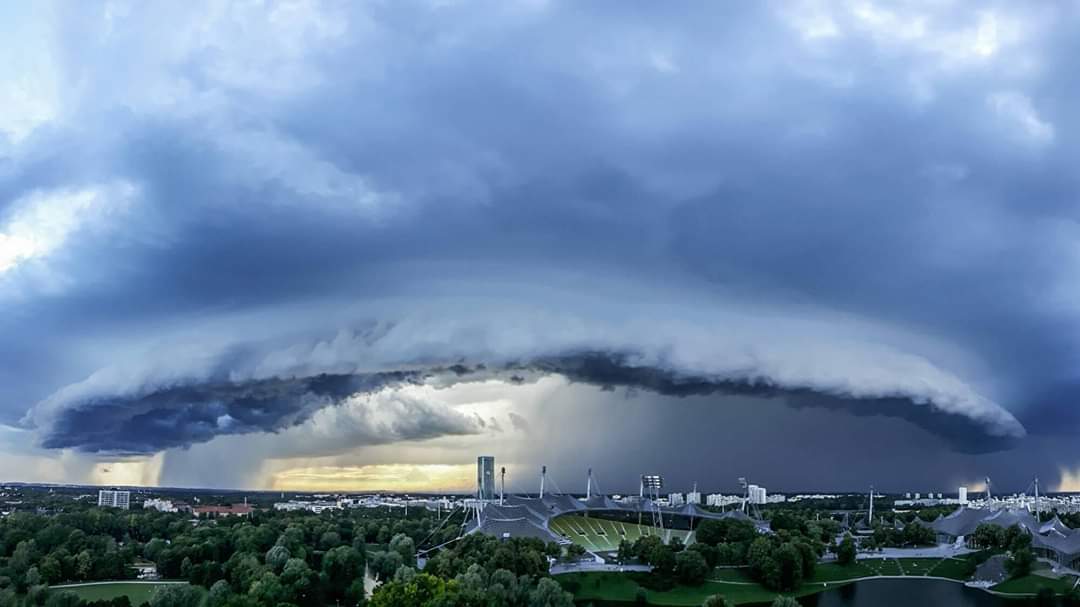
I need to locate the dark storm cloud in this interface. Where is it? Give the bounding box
[2,1,1079,474]
[37,372,416,454]
[32,349,1017,455]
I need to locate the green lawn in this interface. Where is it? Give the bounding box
[925,556,976,580]
[561,556,985,605]
[54,582,194,605]
[993,573,1079,595]
[862,557,903,576]
[709,567,754,582]
[807,562,872,583]
[895,558,939,575]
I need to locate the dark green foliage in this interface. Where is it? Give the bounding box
[836,534,857,565]
[674,550,709,586]
[1005,548,1034,579]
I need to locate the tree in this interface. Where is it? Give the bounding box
[972,524,1005,549]
[770,597,800,607]
[1006,548,1034,579]
[369,551,404,581]
[149,585,203,607]
[836,535,856,566]
[564,543,587,562]
[265,545,291,572]
[688,543,718,568]
[249,572,286,607]
[773,543,805,591]
[702,595,734,607]
[44,592,81,607]
[370,572,447,607]
[323,546,366,603]
[651,545,676,577]
[675,550,709,586]
[207,580,232,607]
[319,531,342,550]
[388,534,416,567]
[527,578,573,607]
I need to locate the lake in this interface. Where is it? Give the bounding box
[800,579,1014,606]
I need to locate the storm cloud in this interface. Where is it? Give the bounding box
[2,1,1080,487]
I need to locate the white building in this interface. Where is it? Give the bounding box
[668,493,685,506]
[99,490,130,510]
[686,491,702,505]
[747,485,767,505]
[959,487,968,505]
[143,498,176,512]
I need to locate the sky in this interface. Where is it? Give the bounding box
[1,0,1080,495]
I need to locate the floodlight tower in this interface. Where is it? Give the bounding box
[985,477,993,506]
[586,468,593,499]
[539,465,547,499]
[642,474,665,532]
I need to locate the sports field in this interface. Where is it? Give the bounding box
[549,513,692,552]
[52,581,194,605]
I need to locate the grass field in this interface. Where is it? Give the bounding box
[709,567,755,583]
[993,573,1080,595]
[806,563,872,583]
[861,557,903,576]
[924,556,976,580]
[560,555,994,605]
[53,582,193,605]
[549,514,691,552]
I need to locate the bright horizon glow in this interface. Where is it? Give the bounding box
[271,463,475,493]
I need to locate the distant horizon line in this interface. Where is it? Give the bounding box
[2,480,1071,498]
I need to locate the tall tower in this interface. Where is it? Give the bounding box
[477,456,495,501]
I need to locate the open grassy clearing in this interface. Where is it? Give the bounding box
[992,573,1080,595]
[561,555,998,605]
[53,582,195,605]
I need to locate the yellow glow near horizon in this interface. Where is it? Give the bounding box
[271,463,474,493]
[1057,467,1080,492]
[90,454,164,487]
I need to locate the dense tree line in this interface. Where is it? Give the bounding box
[0,502,579,607]
[372,535,574,607]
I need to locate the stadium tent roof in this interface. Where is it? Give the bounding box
[467,501,566,543]
[930,508,1040,539]
[1040,516,1071,537]
[1032,529,1080,558]
[931,507,996,538]
[983,509,1039,533]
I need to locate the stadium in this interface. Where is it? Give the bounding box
[464,464,764,556]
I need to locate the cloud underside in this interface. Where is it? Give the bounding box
[33,350,1022,456]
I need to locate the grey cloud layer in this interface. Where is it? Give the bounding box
[2,2,1078,465]
[23,298,1022,454]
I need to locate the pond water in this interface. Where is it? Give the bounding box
[799,579,1013,607]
